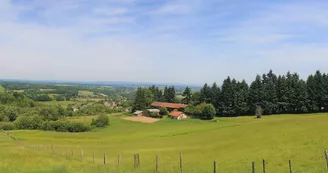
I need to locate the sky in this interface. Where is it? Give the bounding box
[0,0,328,85]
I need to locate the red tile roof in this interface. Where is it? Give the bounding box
[169,110,184,117]
[151,102,188,109]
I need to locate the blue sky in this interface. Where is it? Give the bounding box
[0,0,328,85]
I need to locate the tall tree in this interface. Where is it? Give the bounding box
[220,77,236,116]
[262,70,278,114]
[200,83,212,103]
[248,75,264,114]
[211,83,221,113]
[235,80,249,115]
[182,87,192,104]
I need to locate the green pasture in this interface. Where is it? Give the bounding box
[2,113,328,172]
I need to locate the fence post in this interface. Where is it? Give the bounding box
[51,145,54,154]
[71,149,74,157]
[93,152,95,164]
[252,161,255,173]
[214,160,217,173]
[180,152,183,173]
[118,154,121,167]
[137,154,140,168]
[104,153,107,164]
[262,159,266,173]
[80,149,83,160]
[134,154,136,169]
[156,155,159,173]
[289,160,292,173]
[325,150,328,170]
[66,148,68,157]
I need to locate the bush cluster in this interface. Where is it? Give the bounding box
[41,121,90,132]
[0,122,16,130]
[91,115,109,127]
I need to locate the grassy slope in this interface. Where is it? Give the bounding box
[2,114,328,172]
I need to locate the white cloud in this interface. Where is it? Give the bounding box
[152,3,191,15]
[93,8,128,16]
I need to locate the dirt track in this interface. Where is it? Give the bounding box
[123,116,160,123]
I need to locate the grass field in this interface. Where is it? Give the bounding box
[0,85,4,92]
[78,90,95,97]
[2,113,328,173]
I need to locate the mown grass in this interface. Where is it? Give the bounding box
[2,113,328,172]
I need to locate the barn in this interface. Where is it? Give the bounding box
[151,102,188,111]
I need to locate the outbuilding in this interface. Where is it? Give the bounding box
[169,110,187,120]
[133,111,143,116]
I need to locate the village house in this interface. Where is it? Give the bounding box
[169,110,187,120]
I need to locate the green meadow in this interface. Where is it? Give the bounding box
[2,113,328,173]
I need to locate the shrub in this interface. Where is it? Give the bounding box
[91,115,109,127]
[68,122,91,132]
[41,121,55,131]
[255,105,263,119]
[39,106,60,121]
[0,122,16,130]
[55,95,65,101]
[201,104,216,120]
[15,115,43,130]
[159,107,168,115]
[0,114,9,122]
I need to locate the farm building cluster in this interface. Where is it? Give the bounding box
[133,102,188,120]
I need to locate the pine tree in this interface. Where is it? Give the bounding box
[211,83,221,114]
[235,80,249,115]
[248,75,264,113]
[200,83,212,103]
[182,87,192,104]
[277,75,289,113]
[262,70,278,114]
[220,77,235,116]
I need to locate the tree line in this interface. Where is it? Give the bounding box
[193,70,328,116]
[133,70,328,118]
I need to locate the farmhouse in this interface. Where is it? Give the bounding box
[169,110,187,120]
[151,102,188,111]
